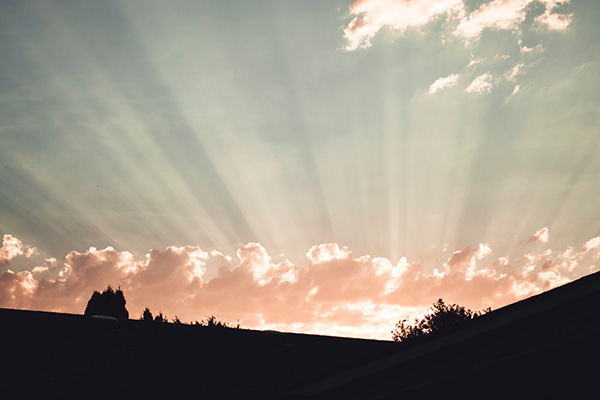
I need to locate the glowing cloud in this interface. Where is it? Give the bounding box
[1,231,598,339]
[528,227,550,243]
[453,0,531,40]
[343,0,573,50]
[429,73,461,94]
[343,0,463,51]
[466,72,493,94]
[505,63,525,81]
[0,234,37,269]
[584,237,600,252]
[535,0,573,31]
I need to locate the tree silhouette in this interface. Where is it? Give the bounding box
[392,299,490,342]
[84,286,129,322]
[141,307,153,322]
[153,312,168,323]
[139,307,240,328]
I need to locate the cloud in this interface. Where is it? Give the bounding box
[528,227,549,243]
[535,0,573,31]
[0,231,598,339]
[429,73,461,93]
[0,234,37,269]
[505,84,521,103]
[584,237,600,252]
[453,0,531,40]
[505,63,525,81]
[466,72,493,93]
[343,1,573,101]
[342,0,573,50]
[343,0,464,51]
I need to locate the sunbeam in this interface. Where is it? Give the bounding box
[1,0,599,339]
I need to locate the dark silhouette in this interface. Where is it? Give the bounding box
[140,307,169,323]
[195,315,240,329]
[141,306,240,328]
[4,270,600,399]
[392,298,490,342]
[153,311,168,323]
[84,286,129,322]
[141,307,153,322]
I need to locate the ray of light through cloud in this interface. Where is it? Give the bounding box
[1,228,599,339]
[1,0,599,339]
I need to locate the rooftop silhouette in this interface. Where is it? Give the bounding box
[2,271,600,399]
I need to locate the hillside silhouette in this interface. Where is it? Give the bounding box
[2,271,600,399]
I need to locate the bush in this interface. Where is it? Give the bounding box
[392,299,490,342]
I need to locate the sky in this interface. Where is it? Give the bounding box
[1,0,599,339]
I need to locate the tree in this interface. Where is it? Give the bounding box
[84,286,129,322]
[153,312,168,323]
[141,307,153,322]
[392,299,490,342]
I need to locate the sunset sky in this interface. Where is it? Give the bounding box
[1,0,599,339]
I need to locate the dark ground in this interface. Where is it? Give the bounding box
[2,271,600,399]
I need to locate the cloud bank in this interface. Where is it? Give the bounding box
[1,228,598,339]
[343,0,573,51]
[344,1,573,100]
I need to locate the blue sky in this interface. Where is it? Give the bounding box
[1,0,599,337]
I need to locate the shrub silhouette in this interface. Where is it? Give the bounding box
[392,299,490,342]
[141,307,153,322]
[84,286,129,322]
[153,312,168,323]
[199,315,239,329]
[139,307,168,323]
[140,307,240,328]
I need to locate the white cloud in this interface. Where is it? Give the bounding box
[343,0,463,51]
[307,243,352,264]
[466,72,493,93]
[584,237,600,252]
[429,73,461,94]
[0,234,37,269]
[505,63,525,81]
[454,0,531,40]
[467,55,484,67]
[505,84,521,102]
[535,0,573,31]
[342,0,573,50]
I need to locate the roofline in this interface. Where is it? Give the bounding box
[286,271,600,396]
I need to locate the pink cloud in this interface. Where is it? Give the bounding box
[584,237,600,252]
[528,227,550,243]
[0,231,597,339]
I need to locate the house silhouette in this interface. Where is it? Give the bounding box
[2,271,599,399]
